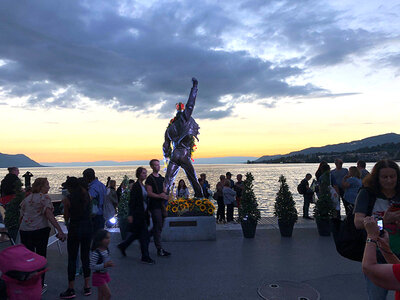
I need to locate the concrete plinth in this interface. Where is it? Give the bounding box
[162,216,216,241]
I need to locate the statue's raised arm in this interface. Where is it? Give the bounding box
[184,77,198,121]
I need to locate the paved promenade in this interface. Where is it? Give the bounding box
[38,224,394,300]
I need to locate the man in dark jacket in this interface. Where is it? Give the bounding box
[0,167,21,197]
[300,173,314,219]
[0,167,22,223]
[117,167,154,264]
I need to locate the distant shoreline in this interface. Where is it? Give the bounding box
[9,161,396,170]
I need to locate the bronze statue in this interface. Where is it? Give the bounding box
[163,78,204,198]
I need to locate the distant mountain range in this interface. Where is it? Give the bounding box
[0,153,43,168]
[252,133,400,163]
[42,156,258,167]
[4,133,399,167]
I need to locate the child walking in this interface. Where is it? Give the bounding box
[90,230,114,300]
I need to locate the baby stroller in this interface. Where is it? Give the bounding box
[0,245,47,300]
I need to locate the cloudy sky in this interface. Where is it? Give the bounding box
[0,0,399,163]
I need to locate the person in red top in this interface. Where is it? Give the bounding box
[362,216,400,299]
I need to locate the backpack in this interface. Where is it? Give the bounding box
[297,181,306,195]
[331,189,376,262]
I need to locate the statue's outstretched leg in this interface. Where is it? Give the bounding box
[164,159,180,195]
[181,156,204,198]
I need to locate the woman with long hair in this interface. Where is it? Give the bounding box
[354,159,400,300]
[176,179,189,199]
[60,177,93,298]
[19,178,66,294]
[315,161,329,181]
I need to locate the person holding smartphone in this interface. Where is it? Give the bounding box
[362,217,400,300]
[354,159,400,300]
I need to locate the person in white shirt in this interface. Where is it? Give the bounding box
[176,179,190,199]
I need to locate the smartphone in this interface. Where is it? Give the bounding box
[377,218,384,237]
[390,203,400,211]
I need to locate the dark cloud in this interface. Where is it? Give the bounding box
[381,53,400,75]
[196,108,235,120]
[0,0,387,119]
[241,0,389,67]
[259,101,277,108]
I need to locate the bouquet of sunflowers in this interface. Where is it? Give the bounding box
[167,198,215,217]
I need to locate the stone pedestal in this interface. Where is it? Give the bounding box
[162,216,216,241]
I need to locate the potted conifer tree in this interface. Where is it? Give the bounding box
[274,175,298,237]
[313,171,335,236]
[238,172,261,238]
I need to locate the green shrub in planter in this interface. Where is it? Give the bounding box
[274,175,298,237]
[313,171,335,236]
[313,171,335,221]
[274,175,298,223]
[238,172,261,223]
[238,173,261,238]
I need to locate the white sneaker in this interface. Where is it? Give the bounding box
[42,283,48,295]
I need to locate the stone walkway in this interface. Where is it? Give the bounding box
[35,226,395,300]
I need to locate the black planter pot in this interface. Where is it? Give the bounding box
[278,220,295,237]
[241,219,257,238]
[316,219,331,236]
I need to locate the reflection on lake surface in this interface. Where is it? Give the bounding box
[0,163,375,217]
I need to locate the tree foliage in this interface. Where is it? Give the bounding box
[117,175,130,222]
[274,175,298,223]
[238,172,261,223]
[313,171,336,220]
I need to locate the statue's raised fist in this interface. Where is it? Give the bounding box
[192,77,198,87]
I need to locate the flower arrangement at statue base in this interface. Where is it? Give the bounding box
[167,198,215,217]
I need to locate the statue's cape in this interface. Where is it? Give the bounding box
[167,116,199,145]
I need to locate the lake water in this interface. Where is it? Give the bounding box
[0,163,375,217]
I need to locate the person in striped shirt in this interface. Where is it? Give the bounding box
[90,230,114,300]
